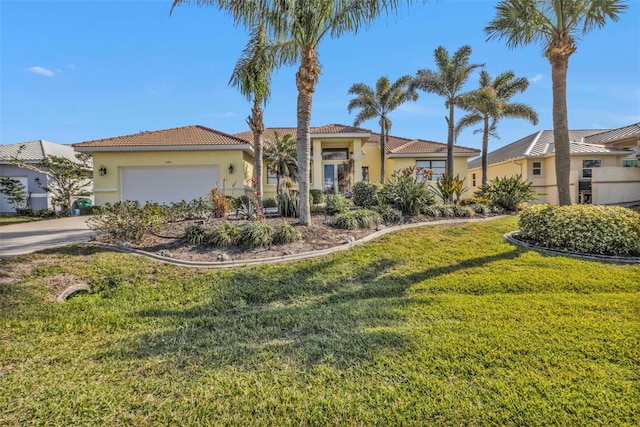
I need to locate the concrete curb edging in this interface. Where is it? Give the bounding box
[93,216,507,269]
[504,231,640,264]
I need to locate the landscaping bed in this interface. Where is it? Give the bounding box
[116,212,469,263]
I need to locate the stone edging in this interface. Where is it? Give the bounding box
[504,231,640,264]
[92,216,507,269]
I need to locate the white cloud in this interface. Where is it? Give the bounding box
[529,73,543,83]
[26,66,55,77]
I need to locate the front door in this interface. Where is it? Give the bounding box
[323,164,336,194]
[323,163,350,194]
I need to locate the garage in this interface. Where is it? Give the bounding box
[120,165,220,205]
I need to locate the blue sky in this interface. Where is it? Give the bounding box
[2,0,639,153]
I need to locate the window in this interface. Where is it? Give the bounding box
[266,168,278,185]
[362,166,369,181]
[472,173,476,187]
[416,160,446,182]
[622,159,638,168]
[582,159,602,179]
[322,148,348,161]
[532,162,542,176]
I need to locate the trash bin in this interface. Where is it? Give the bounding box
[75,198,92,209]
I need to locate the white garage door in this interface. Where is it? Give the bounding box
[121,166,220,205]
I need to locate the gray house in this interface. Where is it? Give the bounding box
[0,140,88,213]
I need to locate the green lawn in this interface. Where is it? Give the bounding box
[0,216,44,226]
[1,216,639,426]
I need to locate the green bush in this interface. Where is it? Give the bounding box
[373,204,404,223]
[332,211,360,230]
[475,175,537,211]
[310,204,326,214]
[272,221,302,245]
[432,173,466,204]
[325,194,351,216]
[239,221,274,248]
[421,205,441,218]
[382,167,434,215]
[263,197,278,209]
[309,189,325,205]
[437,204,456,218]
[453,205,474,218]
[182,224,207,245]
[87,201,162,243]
[205,223,239,247]
[353,209,383,228]
[277,191,300,218]
[519,204,640,256]
[352,181,382,208]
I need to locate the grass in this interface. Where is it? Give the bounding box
[1,216,639,426]
[0,216,44,226]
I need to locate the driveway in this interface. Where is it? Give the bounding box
[0,216,95,258]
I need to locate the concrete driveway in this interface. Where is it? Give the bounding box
[0,216,95,258]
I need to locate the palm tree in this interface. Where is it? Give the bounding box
[456,70,539,186]
[485,0,627,205]
[229,25,273,208]
[412,45,483,178]
[347,76,418,183]
[171,0,415,225]
[264,131,298,195]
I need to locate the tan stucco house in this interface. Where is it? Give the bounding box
[73,124,479,206]
[466,123,640,205]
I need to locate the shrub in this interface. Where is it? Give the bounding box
[352,181,382,208]
[432,173,467,204]
[272,221,302,245]
[277,191,300,218]
[263,197,278,209]
[205,223,239,247]
[472,204,491,215]
[460,196,492,206]
[309,189,325,205]
[310,204,326,214]
[437,204,456,218]
[87,201,162,243]
[453,205,474,218]
[372,204,404,223]
[381,167,434,215]
[325,194,350,216]
[237,196,258,220]
[353,209,383,228]
[182,224,207,245]
[421,205,441,217]
[239,221,274,248]
[211,188,230,218]
[475,175,537,211]
[332,211,360,230]
[519,204,640,256]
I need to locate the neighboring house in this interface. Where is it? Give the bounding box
[467,123,640,205]
[73,124,480,206]
[0,140,86,213]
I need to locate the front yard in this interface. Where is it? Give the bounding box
[1,216,639,425]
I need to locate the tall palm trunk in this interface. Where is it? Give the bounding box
[447,103,455,178]
[380,117,386,183]
[481,116,490,186]
[548,44,573,206]
[296,48,319,225]
[248,98,264,208]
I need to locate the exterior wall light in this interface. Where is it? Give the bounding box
[99,165,107,176]
[228,164,234,174]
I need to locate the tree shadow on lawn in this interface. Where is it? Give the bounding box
[103,248,525,372]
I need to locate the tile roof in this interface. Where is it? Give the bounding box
[0,140,78,163]
[234,124,372,143]
[73,125,250,148]
[468,129,617,169]
[583,122,640,144]
[365,133,479,155]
